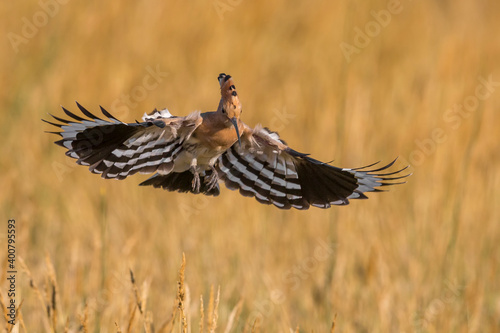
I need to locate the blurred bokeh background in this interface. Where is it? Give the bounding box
[1,0,499,331]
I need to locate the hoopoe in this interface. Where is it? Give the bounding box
[44,73,409,209]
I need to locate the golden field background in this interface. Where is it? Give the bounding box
[1,0,500,331]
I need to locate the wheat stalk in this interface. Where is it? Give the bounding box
[177,253,188,333]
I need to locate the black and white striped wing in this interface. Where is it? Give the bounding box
[44,103,200,179]
[217,127,409,210]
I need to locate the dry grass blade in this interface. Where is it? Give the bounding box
[141,281,152,333]
[0,291,8,326]
[206,286,214,330]
[330,314,337,333]
[1,256,7,289]
[223,299,243,333]
[199,294,204,333]
[18,309,27,332]
[18,257,51,332]
[177,253,187,333]
[129,269,143,314]
[250,318,260,333]
[45,254,59,330]
[14,300,24,331]
[185,284,191,332]
[0,292,23,332]
[156,304,177,333]
[50,283,57,330]
[128,269,154,333]
[126,299,137,333]
[78,303,89,333]
[144,311,153,333]
[209,286,220,333]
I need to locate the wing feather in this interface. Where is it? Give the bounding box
[44,103,201,180]
[217,125,410,210]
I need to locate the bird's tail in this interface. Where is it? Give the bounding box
[139,170,220,196]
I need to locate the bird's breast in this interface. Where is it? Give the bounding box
[192,122,239,152]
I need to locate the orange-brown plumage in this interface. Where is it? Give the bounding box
[193,112,242,152]
[189,73,245,155]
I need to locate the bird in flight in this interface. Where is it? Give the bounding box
[44,73,409,209]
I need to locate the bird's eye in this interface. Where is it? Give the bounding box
[221,108,226,114]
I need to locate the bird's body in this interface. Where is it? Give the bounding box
[189,111,243,166]
[44,73,409,209]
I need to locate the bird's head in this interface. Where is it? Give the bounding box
[217,73,242,146]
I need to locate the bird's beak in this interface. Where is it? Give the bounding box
[230,117,241,147]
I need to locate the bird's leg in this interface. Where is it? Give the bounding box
[189,159,201,194]
[205,165,219,191]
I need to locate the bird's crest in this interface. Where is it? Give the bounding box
[217,73,242,118]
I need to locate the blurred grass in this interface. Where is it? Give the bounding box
[1,0,500,331]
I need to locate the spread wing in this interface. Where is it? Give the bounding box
[216,125,410,210]
[43,103,202,179]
